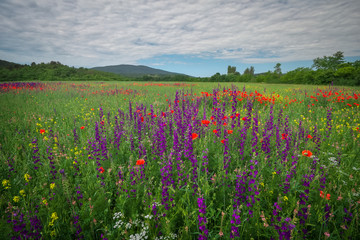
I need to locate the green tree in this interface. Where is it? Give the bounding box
[312,51,345,71]
[274,63,282,74]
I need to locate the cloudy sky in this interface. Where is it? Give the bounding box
[1,0,360,77]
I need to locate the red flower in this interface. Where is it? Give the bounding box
[326,194,330,200]
[221,139,226,144]
[192,133,199,140]
[320,191,324,198]
[223,122,227,126]
[40,129,45,134]
[136,159,145,165]
[100,120,105,125]
[99,167,105,174]
[307,134,313,139]
[213,129,218,134]
[302,150,313,158]
[80,126,85,130]
[201,120,210,126]
[282,133,288,139]
[227,130,233,134]
[242,117,247,121]
[141,117,144,122]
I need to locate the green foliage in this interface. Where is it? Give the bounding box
[0,61,128,82]
[312,51,345,71]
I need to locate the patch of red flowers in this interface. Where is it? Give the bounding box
[192,133,199,140]
[201,120,210,126]
[40,129,45,134]
[80,126,85,130]
[99,166,105,174]
[227,130,233,134]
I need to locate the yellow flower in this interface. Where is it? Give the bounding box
[19,190,26,197]
[51,212,58,221]
[42,199,48,205]
[2,179,10,189]
[260,182,264,187]
[50,230,56,236]
[283,196,288,202]
[13,196,20,202]
[24,173,31,182]
[50,183,55,190]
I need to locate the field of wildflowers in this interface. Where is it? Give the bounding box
[0,81,359,239]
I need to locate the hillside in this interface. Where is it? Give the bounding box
[92,64,186,77]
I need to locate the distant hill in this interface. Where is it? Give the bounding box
[92,64,186,77]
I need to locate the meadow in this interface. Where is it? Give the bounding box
[0,81,359,240]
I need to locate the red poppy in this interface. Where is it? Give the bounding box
[201,120,210,126]
[326,194,330,200]
[242,117,247,121]
[100,121,105,125]
[80,126,85,130]
[40,129,45,134]
[282,133,288,140]
[141,117,144,122]
[99,167,105,174]
[136,159,145,165]
[192,133,199,140]
[302,150,313,157]
[307,134,313,139]
[223,122,227,126]
[320,191,324,198]
[213,129,218,134]
[221,139,226,144]
[227,130,233,134]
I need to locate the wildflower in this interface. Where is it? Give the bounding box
[213,129,218,134]
[24,173,31,182]
[99,166,105,173]
[136,159,145,165]
[227,130,233,134]
[13,196,20,202]
[50,183,55,190]
[221,139,226,144]
[19,189,25,197]
[51,212,58,221]
[192,133,199,140]
[307,134,313,139]
[326,194,330,200]
[282,133,288,139]
[320,191,324,198]
[40,129,45,134]
[42,198,48,206]
[201,120,210,126]
[324,232,330,239]
[337,195,343,201]
[302,150,313,157]
[80,126,85,129]
[2,179,10,189]
[242,117,247,121]
[283,196,289,202]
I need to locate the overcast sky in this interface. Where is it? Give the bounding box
[1,0,360,77]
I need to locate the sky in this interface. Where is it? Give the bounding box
[1,0,360,77]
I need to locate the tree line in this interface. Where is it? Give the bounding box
[1,52,359,85]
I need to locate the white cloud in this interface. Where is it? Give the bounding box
[0,0,359,67]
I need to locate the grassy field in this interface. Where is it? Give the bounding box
[0,81,359,239]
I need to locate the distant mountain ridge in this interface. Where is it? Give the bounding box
[91,64,186,77]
